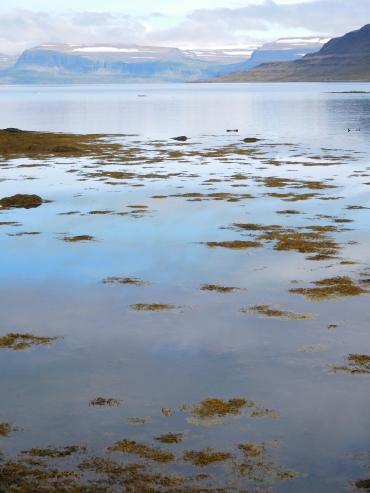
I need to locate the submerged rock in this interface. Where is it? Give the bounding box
[0,194,43,209]
[243,137,260,142]
[172,136,188,141]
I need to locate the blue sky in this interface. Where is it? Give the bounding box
[0,0,367,54]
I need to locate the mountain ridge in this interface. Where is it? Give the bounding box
[0,38,327,84]
[195,25,370,83]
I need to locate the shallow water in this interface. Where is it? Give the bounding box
[0,83,370,492]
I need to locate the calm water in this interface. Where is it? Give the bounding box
[0,83,370,492]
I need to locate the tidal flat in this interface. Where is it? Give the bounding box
[0,84,370,492]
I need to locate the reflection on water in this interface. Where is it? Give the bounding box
[0,84,370,492]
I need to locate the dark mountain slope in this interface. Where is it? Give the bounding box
[198,25,370,83]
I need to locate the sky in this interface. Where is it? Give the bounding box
[0,0,368,54]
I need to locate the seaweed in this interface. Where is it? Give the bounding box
[25,446,87,458]
[161,407,174,416]
[266,192,320,201]
[356,478,370,489]
[0,438,296,492]
[61,235,96,242]
[331,354,370,374]
[100,277,153,286]
[127,418,146,424]
[240,304,313,321]
[79,457,183,490]
[89,397,122,407]
[7,231,41,237]
[0,129,136,160]
[0,221,21,226]
[129,303,180,312]
[170,192,254,201]
[0,194,43,209]
[0,333,58,351]
[57,211,80,215]
[107,439,174,463]
[88,210,113,215]
[231,223,341,260]
[200,284,245,293]
[289,276,368,301]
[155,433,183,444]
[276,210,301,215]
[205,240,262,250]
[333,218,353,223]
[190,398,250,420]
[183,449,231,467]
[0,422,17,437]
[237,442,298,483]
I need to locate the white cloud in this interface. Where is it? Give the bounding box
[0,1,368,55]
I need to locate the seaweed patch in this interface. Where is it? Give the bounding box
[204,240,262,250]
[107,439,174,463]
[89,397,122,407]
[0,333,59,351]
[330,354,370,374]
[100,277,153,286]
[240,304,313,321]
[61,235,96,242]
[183,449,231,467]
[289,276,368,301]
[200,284,246,293]
[129,303,190,312]
[0,194,43,209]
[0,422,18,437]
[155,433,183,444]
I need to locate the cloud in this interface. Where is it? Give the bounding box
[0,10,147,54]
[187,0,369,34]
[0,1,368,54]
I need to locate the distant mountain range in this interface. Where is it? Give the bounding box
[0,38,328,84]
[200,24,370,82]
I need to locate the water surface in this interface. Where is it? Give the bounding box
[0,83,370,492]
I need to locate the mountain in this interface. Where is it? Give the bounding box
[0,39,327,84]
[199,25,370,83]
[0,54,20,70]
[229,37,329,71]
[0,43,256,84]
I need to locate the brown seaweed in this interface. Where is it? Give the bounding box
[0,194,43,209]
[107,439,174,463]
[331,354,370,374]
[183,449,231,467]
[89,397,122,407]
[200,284,245,293]
[0,422,17,437]
[100,276,153,286]
[155,433,183,444]
[240,304,313,320]
[0,333,58,351]
[289,276,368,301]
